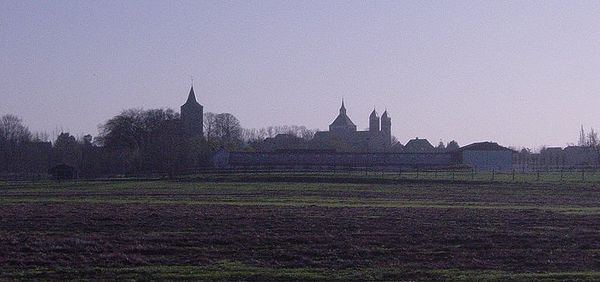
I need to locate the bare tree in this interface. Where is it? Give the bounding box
[446,140,460,151]
[242,128,266,143]
[32,131,50,142]
[247,125,316,141]
[579,125,586,146]
[214,113,242,150]
[266,126,276,138]
[0,114,32,173]
[587,128,598,147]
[586,127,600,166]
[203,112,217,145]
[437,140,445,150]
[53,132,82,169]
[98,108,181,173]
[0,114,31,144]
[298,128,315,140]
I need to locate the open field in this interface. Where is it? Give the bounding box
[2,180,600,280]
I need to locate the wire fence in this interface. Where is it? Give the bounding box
[4,166,600,183]
[183,166,600,184]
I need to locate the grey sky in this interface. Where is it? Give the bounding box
[2,1,600,149]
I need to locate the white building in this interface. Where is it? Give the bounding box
[458,142,515,171]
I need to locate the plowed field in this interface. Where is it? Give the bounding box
[1,181,600,280]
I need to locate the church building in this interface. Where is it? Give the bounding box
[310,100,392,152]
[180,86,204,138]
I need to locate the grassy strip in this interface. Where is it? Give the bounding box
[3,262,347,281]
[1,179,598,194]
[2,181,600,215]
[4,263,600,281]
[431,269,600,281]
[0,180,593,199]
[2,196,600,214]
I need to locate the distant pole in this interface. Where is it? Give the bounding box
[492,169,495,181]
[560,169,564,182]
[582,168,585,182]
[512,169,515,182]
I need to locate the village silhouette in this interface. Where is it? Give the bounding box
[1,85,599,180]
[6,1,600,280]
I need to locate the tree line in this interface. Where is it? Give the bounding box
[0,109,318,178]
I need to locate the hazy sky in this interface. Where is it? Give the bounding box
[2,1,600,149]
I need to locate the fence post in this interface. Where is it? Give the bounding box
[560,169,564,182]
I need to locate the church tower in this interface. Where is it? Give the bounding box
[369,108,380,132]
[180,86,204,138]
[329,99,357,132]
[381,110,391,145]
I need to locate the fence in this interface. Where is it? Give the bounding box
[183,165,600,184]
[4,166,600,183]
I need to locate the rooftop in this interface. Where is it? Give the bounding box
[459,142,514,152]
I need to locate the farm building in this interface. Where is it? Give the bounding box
[212,149,453,169]
[403,138,435,153]
[213,141,515,171]
[456,142,515,171]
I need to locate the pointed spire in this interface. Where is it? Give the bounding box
[186,86,197,104]
[370,107,378,118]
[382,109,389,119]
[339,98,347,114]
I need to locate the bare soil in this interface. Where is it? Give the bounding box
[1,181,600,280]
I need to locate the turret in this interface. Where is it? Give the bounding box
[381,110,391,145]
[180,86,204,138]
[369,108,380,132]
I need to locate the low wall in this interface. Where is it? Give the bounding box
[213,150,454,168]
[462,150,513,171]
